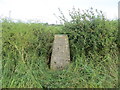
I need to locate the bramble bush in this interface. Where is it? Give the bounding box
[58,8,118,60]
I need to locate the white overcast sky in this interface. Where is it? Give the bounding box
[0,0,119,24]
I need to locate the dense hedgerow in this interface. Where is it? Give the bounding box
[59,8,118,59]
[1,8,118,88]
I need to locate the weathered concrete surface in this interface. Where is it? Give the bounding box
[50,34,70,70]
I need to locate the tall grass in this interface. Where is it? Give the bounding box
[1,8,118,88]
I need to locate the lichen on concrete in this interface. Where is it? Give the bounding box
[50,34,70,70]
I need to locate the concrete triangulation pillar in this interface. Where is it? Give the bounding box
[50,34,70,70]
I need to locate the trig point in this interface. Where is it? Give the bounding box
[50,34,70,70]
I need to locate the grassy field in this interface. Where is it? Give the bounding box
[1,8,119,88]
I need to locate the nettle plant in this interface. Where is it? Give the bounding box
[59,7,117,57]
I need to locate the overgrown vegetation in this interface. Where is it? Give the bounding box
[1,8,118,88]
